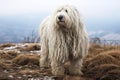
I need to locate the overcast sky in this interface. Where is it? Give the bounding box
[0,0,120,18]
[0,0,120,32]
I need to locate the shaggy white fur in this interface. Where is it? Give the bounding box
[39,5,89,76]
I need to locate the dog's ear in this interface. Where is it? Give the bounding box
[73,8,84,35]
[72,6,89,58]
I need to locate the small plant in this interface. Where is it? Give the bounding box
[22,30,40,43]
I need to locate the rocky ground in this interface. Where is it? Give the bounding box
[0,43,120,80]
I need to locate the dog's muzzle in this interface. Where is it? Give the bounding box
[57,15,65,22]
[58,15,63,21]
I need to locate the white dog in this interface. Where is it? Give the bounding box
[39,5,89,76]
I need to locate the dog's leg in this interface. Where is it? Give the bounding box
[69,59,83,75]
[40,50,49,68]
[51,60,64,76]
[40,38,49,68]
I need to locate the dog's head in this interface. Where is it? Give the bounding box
[53,5,81,29]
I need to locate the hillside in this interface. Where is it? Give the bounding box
[0,43,120,80]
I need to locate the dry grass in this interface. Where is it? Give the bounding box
[0,43,15,50]
[62,76,86,80]
[5,50,18,58]
[12,54,40,66]
[0,62,8,69]
[90,44,103,49]
[22,43,40,51]
[82,50,120,80]
[0,43,120,80]
[101,50,120,60]
[87,44,119,59]
[0,50,18,59]
[19,68,39,75]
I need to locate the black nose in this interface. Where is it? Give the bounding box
[58,15,63,20]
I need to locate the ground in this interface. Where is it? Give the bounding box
[0,43,120,80]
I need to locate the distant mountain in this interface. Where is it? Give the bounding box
[101,33,120,40]
[88,30,120,40]
[88,30,109,37]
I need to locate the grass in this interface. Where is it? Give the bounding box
[0,43,120,80]
[0,43,15,50]
[22,43,40,51]
[82,46,120,80]
[12,54,39,66]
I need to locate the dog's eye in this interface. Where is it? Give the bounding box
[65,9,68,13]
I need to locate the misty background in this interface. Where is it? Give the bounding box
[0,0,120,43]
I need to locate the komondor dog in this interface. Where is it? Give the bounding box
[39,5,89,76]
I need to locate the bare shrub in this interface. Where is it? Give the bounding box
[22,30,40,43]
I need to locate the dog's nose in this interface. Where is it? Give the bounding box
[58,15,63,21]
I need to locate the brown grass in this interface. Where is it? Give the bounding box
[88,44,104,57]
[101,50,120,60]
[0,50,18,59]
[12,54,40,66]
[0,61,12,69]
[62,76,86,80]
[0,43,120,80]
[0,43,15,50]
[82,50,120,80]
[101,69,120,80]
[0,62,8,69]
[90,44,102,49]
[89,44,118,54]
[19,68,39,75]
[24,43,40,51]
[5,50,18,57]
